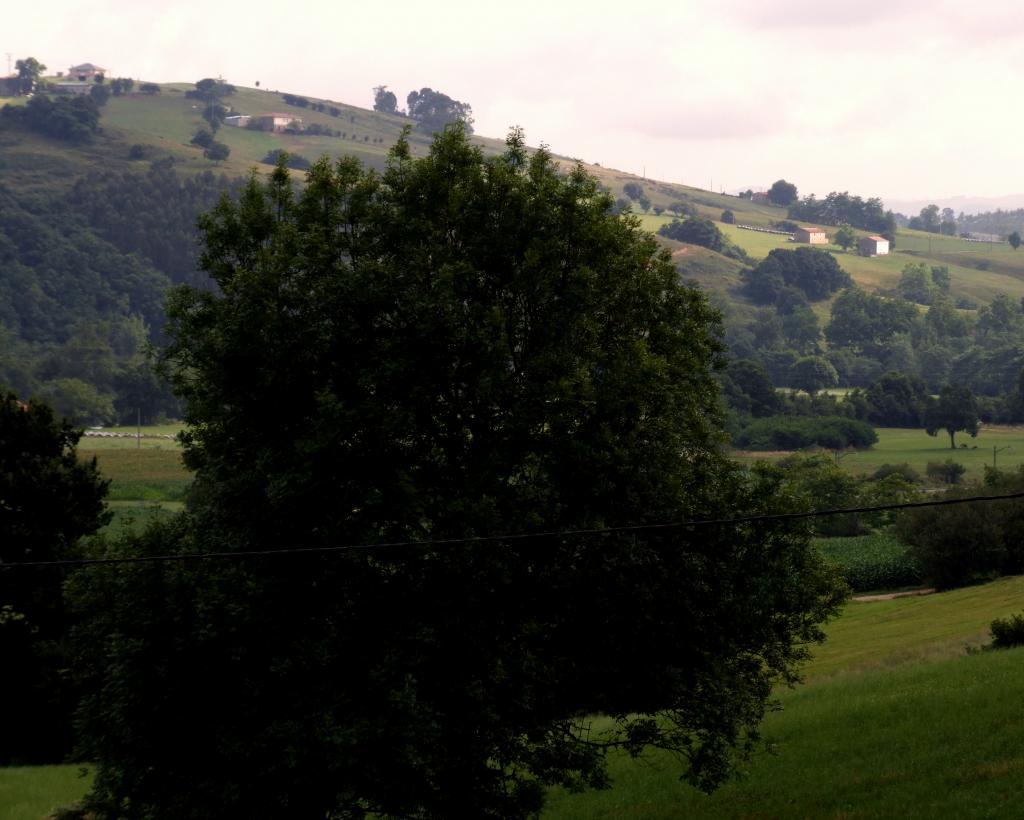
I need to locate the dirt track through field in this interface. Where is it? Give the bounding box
[852,588,936,602]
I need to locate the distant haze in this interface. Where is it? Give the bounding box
[884,195,1024,217]
[6,0,1024,201]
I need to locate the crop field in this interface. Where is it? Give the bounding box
[79,429,190,533]
[816,533,922,593]
[86,449,190,503]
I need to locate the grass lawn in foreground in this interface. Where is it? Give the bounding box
[0,765,92,820]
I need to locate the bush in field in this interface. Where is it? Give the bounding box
[990,613,1024,649]
[734,415,876,451]
[926,459,966,484]
[260,149,311,170]
[815,534,923,592]
[873,463,921,483]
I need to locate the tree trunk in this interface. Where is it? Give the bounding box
[949,429,956,449]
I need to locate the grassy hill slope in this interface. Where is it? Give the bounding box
[546,575,1024,818]
[7,79,1024,313]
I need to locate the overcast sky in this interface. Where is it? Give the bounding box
[7,0,1024,203]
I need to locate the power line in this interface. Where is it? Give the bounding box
[4,490,1024,571]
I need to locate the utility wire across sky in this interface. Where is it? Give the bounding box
[4,490,1024,571]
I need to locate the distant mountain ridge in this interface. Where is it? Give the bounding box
[883,194,1024,217]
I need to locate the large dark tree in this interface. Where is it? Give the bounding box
[768,179,798,206]
[0,392,109,764]
[69,127,842,819]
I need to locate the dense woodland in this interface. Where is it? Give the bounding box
[0,159,239,423]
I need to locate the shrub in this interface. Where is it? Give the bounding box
[873,462,921,483]
[926,459,966,484]
[260,149,311,170]
[659,217,724,252]
[203,141,230,161]
[990,613,1024,649]
[190,128,214,149]
[721,209,735,224]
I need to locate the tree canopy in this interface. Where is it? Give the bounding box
[406,87,474,133]
[1,392,109,764]
[372,84,398,114]
[925,383,979,449]
[768,179,798,206]
[70,126,842,818]
[14,57,46,95]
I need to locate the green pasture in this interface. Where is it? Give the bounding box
[546,642,1024,818]
[546,574,1024,818]
[0,765,92,820]
[8,569,1024,818]
[836,425,1024,480]
[732,425,1024,483]
[87,448,190,502]
[78,433,191,533]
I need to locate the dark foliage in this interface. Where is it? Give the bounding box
[788,191,896,234]
[768,179,797,207]
[1,95,101,143]
[203,141,230,161]
[865,371,929,427]
[896,470,1024,589]
[744,247,851,304]
[260,149,311,170]
[990,612,1024,649]
[925,383,979,449]
[659,216,724,251]
[925,459,967,484]
[733,415,877,450]
[372,85,398,114]
[406,87,474,133]
[0,392,109,764]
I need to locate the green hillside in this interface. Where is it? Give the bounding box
[5,78,1021,308]
[6,77,1024,424]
